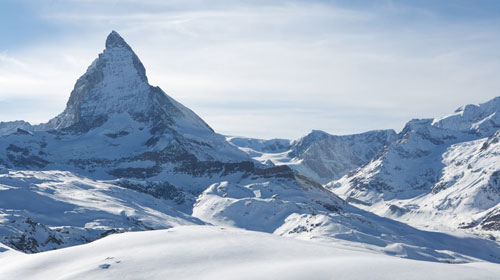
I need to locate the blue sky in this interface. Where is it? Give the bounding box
[1,0,500,139]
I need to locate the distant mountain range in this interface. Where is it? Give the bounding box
[1,31,499,270]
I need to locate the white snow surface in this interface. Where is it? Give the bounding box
[432,96,500,136]
[1,226,499,280]
[334,131,500,237]
[2,169,499,264]
[0,170,202,252]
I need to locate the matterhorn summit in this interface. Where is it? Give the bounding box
[0,31,253,183]
[44,31,213,139]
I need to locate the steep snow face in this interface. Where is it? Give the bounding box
[432,131,500,212]
[422,131,500,233]
[328,97,500,237]
[329,120,474,203]
[370,130,500,235]
[432,97,500,136]
[2,226,500,280]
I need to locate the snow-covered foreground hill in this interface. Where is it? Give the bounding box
[1,226,500,280]
[4,170,500,264]
[0,170,202,252]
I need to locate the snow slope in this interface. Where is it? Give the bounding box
[432,97,500,136]
[1,226,499,280]
[328,97,500,238]
[2,166,499,263]
[191,173,500,264]
[0,170,202,252]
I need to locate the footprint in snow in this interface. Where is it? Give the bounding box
[99,264,111,269]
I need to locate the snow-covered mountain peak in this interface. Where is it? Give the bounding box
[40,31,216,137]
[42,31,150,132]
[307,129,330,138]
[0,31,248,171]
[431,96,500,136]
[106,31,132,50]
[291,130,329,146]
[101,31,147,83]
[102,30,148,83]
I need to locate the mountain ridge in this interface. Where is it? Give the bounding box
[327,97,500,238]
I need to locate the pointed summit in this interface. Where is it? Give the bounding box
[102,30,147,83]
[43,31,213,136]
[105,30,132,50]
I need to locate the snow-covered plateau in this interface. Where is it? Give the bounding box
[1,31,500,279]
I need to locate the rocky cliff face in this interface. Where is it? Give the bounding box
[43,31,214,138]
[289,129,397,184]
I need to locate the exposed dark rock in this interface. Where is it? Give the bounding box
[6,144,29,155]
[117,180,186,204]
[481,211,500,231]
[109,166,162,179]
[105,131,130,138]
[6,154,49,168]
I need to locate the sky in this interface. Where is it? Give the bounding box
[1,0,500,139]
